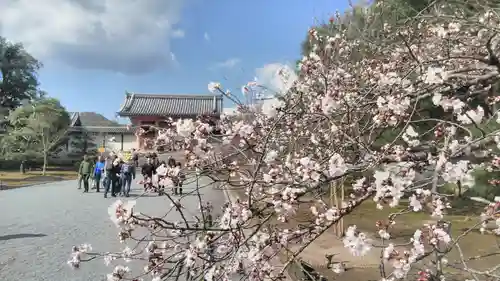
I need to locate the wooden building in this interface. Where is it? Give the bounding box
[117,93,223,150]
[54,112,134,159]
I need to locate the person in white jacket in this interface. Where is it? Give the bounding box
[172,162,185,195]
[152,163,162,186]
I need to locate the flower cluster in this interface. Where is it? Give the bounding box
[69,2,500,281]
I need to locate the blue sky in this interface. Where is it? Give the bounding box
[1,0,350,123]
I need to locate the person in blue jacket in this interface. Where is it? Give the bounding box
[92,156,105,192]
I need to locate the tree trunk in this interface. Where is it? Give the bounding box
[42,151,47,176]
[456,181,462,197]
[339,181,345,236]
[333,182,340,237]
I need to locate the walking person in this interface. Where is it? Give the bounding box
[166,158,176,194]
[120,159,135,197]
[151,152,159,169]
[103,156,113,198]
[78,155,92,193]
[155,161,167,195]
[174,161,185,195]
[132,149,139,167]
[93,156,105,192]
[104,155,119,198]
[141,157,155,191]
[112,156,122,196]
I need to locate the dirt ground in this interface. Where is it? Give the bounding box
[281,199,499,280]
[225,183,500,281]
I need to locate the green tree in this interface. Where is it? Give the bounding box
[5,97,70,174]
[301,0,500,57]
[301,4,384,56]
[0,37,42,110]
[300,0,500,148]
[379,0,500,17]
[70,131,98,157]
[0,106,8,133]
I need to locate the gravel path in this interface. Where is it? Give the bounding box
[0,177,226,281]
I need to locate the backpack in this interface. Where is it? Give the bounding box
[105,160,113,171]
[94,162,104,175]
[94,166,102,175]
[122,163,132,174]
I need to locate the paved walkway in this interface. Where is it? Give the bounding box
[0,177,225,281]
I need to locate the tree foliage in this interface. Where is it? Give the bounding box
[3,97,70,173]
[70,2,500,281]
[70,131,98,157]
[0,37,42,110]
[301,0,500,57]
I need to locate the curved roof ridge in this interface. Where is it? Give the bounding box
[118,92,134,112]
[69,112,80,127]
[131,93,223,99]
[117,93,224,117]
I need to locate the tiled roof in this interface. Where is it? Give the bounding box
[117,93,223,117]
[69,112,130,133]
[70,112,121,127]
[68,126,133,133]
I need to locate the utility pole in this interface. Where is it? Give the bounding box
[330,180,345,237]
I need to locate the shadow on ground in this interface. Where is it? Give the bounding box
[20,176,67,182]
[0,176,69,190]
[0,233,47,241]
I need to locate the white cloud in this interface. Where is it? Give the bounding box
[204,32,210,41]
[171,29,185,38]
[0,0,186,74]
[210,58,240,70]
[255,63,297,95]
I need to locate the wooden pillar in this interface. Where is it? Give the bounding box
[330,181,345,237]
[66,136,70,152]
[120,133,124,151]
[339,180,345,237]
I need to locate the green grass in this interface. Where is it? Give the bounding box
[0,170,78,188]
[0,170,77,180]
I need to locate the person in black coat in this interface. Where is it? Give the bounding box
[112,158,122,196]
[141,158,155,189]
[104,155,121,198]
[174,161,185,195]
[151,152,159,169]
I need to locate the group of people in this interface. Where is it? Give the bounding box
[77,151,185,198]
[77,153,136,198]
[140,154,185,195]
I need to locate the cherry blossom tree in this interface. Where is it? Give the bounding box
[68,2,500,281]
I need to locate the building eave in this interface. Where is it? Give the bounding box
[69,112,80,127]
[116,112,220,118]
[116,93,224,117]
[68,126,134,133]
